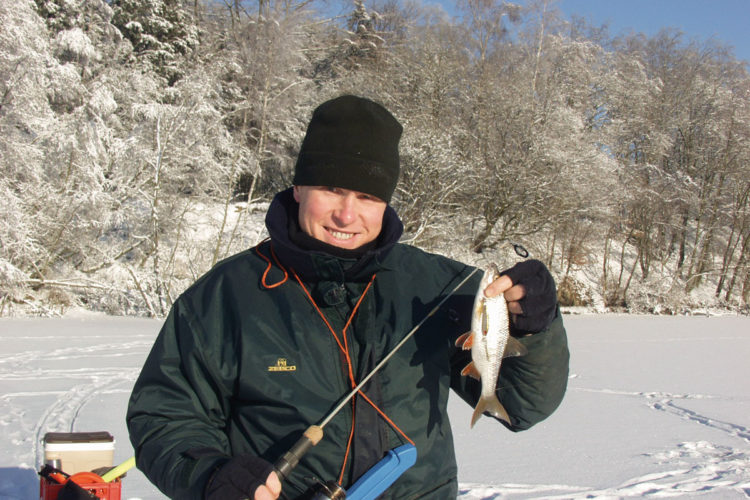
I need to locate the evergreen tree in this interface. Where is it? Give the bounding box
[111,0,199,83]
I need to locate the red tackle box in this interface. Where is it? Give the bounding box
[39,476,121,500]
[39,431,121,500]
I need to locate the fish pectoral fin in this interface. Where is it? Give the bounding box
[502,336,528,358]
[460,361,481,381]
[455,331,474,350]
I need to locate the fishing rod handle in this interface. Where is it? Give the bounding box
[274,425,324,481]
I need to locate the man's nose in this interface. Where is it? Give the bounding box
[332,194,356,225]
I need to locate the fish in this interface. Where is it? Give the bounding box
[455,264,528,427]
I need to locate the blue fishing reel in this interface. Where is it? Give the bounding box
[310,444,417,500]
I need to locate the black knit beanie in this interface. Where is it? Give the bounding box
[293,95,402,203]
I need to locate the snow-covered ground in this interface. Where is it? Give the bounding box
[1,313,749,499]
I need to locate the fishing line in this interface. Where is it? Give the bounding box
[274,266,481,482]
[319,266,480,428]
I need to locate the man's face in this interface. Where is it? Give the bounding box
[293,185,387,250]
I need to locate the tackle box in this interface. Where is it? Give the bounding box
[40,431,120,500]
[39,476,121,500]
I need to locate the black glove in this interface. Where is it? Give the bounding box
[204,454,275,500]
[501,259,557,334]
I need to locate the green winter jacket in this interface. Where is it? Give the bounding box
[127,189,569,499]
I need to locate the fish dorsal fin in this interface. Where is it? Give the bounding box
[460,361,481,380]
[503,336,528,358]
[455,331,474,350]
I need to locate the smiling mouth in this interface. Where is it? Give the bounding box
[328,229,355,241]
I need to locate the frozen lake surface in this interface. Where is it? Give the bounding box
[1,313,749,499]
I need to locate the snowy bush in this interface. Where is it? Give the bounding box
[46,62,85,111]
[557,276,593,308]
[54,27,99,64]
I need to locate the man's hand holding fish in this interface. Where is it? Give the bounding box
[485,259,559,334]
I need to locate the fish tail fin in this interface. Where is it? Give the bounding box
[470,399,487,428]
[471,396,510,428]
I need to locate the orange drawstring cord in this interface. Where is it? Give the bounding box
[257,241,414,482]
[292,271,415,483]
[255,239,288,288]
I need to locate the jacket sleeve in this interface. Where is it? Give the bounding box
[126,299,235,499]
[450,307,569,431]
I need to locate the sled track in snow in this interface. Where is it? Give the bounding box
[574,387,749,444]
[650,399,750,444]
[31,368,139,467]
[541,387,750,499]
[459,444,750,499]
[0,334,149,468]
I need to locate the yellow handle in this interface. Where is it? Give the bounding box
[101,456,136,482]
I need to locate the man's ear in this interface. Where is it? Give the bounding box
[293,185,300,202]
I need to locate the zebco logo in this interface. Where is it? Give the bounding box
[268,358,297,372]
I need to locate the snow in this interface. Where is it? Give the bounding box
[1,313,749,499]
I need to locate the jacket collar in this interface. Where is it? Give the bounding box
[265,188,403,283]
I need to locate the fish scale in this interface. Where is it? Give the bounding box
[455,264,528,427]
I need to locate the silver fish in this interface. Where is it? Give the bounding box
[455,264,528,427]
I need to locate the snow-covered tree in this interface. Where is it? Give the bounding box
[2,0,750,316]
[1,0,58,306]
[111,0,199,83]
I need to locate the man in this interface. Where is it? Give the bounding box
[127,95,569,500]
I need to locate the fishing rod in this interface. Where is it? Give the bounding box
[273,267,481,489]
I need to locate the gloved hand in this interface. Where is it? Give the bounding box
[204,454,281,500]
[493,259,557,334]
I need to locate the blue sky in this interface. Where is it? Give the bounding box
[416,0,749,65]
[555,0,749,64]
